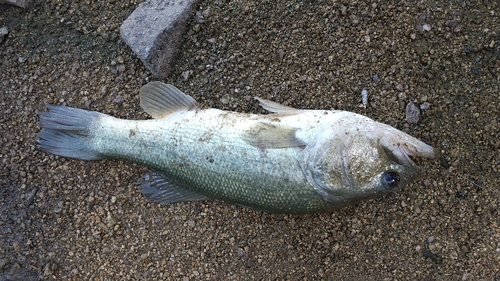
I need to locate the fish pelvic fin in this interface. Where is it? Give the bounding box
[37,104,104,160]
[140,81,199,119]
[140,172,210,204]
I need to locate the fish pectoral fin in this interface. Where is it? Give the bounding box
[255,97,301,114]
[242,122,306,149]
[140,81,199,119]
[140,172,210,204]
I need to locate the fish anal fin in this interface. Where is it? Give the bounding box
[254,97,301,114]
[242,122,305,149]
[140,172,210,205]
[140,81,199,119]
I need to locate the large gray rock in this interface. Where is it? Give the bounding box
[120,0,198,79]
[0,0,32,8]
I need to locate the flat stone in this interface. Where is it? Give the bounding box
[120,0,198,78]
[0,0,32,8]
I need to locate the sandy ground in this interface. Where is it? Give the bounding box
[1,0,499,280]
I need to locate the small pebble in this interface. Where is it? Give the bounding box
[361,89,368,105]
[182,70,192,81]
[405,101,420,124]
[420,102,430,110]
[445,20,459,31]
[53,201,64,213]
[340,5,347,15]
[112,95,124,104]
[116,65,126,72]
[439,156,450,169]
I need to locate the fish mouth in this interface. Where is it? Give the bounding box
[380,129,435,173]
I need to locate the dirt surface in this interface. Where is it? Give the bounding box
[1,0,499,280]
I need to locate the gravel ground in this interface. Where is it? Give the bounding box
[1,0,499,280]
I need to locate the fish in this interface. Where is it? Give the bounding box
[37,81,435,214]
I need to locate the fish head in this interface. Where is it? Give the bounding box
[301,112,435,207]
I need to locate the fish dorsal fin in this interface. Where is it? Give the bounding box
[140,81,199,119]
[140,172,210,204]
[242,122,305,149]
[255,97,300,114]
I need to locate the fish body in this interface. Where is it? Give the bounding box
[37,82,435,214]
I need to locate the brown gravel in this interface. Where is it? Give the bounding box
[1,0,499,280]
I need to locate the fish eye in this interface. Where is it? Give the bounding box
[382,171,400,188]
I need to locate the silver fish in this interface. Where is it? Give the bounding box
[37,81,435,214]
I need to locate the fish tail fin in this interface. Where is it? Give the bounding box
[37,104,104,160]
